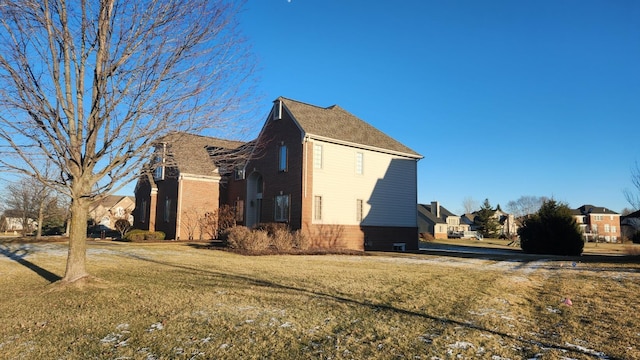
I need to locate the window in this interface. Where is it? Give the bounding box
[313,144,323,169]
[274,194,290,222]
[279,144,288,172]
[234,167,245,180]
[140,200,147,223]
[604,224,610,233]
[153,156,164,181]
[612,226,617,233]
[595,215,603,221]
[115,207,125,218]
[164,197,171,222]
[272,100,282,120]
[356,199,363,221]
[153,143,166,181]
[355,152,363,175]
[314,196,322,220]
[592,224,598,233]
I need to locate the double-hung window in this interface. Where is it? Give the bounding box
[275,194,290,222]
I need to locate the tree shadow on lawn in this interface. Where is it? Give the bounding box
[116,251,623,360]
[0,244,62,283]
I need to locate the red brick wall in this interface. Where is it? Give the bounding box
[246,109,304,229]
[177,178,219,240]
[303,224,419,251]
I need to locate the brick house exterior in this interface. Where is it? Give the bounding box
[135,97,422,251]
[418,201,470,239]
[572,204,621,243]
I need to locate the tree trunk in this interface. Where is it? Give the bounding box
[36,203,44,240]
[62,198,90,282]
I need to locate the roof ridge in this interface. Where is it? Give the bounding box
[279,96,338,111]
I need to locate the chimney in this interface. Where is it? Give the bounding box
[431,201,440,218]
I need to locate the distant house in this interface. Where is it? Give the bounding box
[1,210,37,233]
[135,97,423,251]
[461,209,518,238]
[418,202,469,239]
[89,195,135,230]
[621,209,640,241]
[572,205,621,242]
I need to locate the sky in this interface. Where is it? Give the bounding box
[236,0,640,214]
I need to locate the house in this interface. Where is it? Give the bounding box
[134,133,246,240]
[572,205,621,243]
[621,209,640,241]
[134,97,423,250]
[418,201,469,239]
[1,210,37,234]
[89,195,135,230]
[461,209,518,238]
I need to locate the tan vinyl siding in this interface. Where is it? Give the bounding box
[311,140,417,227]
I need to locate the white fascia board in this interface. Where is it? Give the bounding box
[303,133,423,160]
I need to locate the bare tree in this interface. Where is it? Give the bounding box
[462,196,479,214]
[624,161,640,211]
[2,179,37,236]
[0,0,256,283]
[506,195,549,221]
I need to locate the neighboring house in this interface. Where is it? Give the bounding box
[1,211,37,233]
[418,201,469,239]
[572,205,621,242]
[621,209,640,240]
[135,97,423,251]
[494,209,518,237]
[461,209,518,238]
[89,195,135,230]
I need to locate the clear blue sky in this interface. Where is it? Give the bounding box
[237,0,640,214]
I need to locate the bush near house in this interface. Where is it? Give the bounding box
[223,225,311,253]
[519,200,584,256]
[123,229,166,242]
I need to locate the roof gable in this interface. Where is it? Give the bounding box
[158,132,245,176]
[278,97,421,158]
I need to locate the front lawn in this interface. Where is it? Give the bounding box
[0,240,638,359]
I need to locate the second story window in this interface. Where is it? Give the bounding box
[314,144,323,169]
[279,144,288,172]
[355,152,363,175]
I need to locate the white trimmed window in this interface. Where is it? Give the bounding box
[314,196,322,220]
[355,152,363,175]
[356,199,363,222]
[604,224,610,233]
[275,194,290,222]
[313,144,323,169]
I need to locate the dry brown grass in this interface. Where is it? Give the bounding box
[0,239,639,359]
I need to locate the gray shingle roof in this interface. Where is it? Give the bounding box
[572,204,620,215]
[279,97,422,158]
[159,132,245,176]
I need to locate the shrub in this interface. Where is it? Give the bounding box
[255,222,288,236]
[225,226,270,252]
[519,200,584,256]
[271,227,293,251]
[419,232,435,242]
[225,226,252,249]
[124,229,166,242]
[292,230,310,250]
